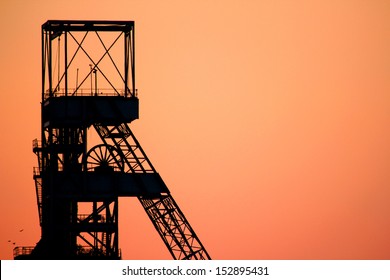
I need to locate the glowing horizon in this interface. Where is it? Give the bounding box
[1,0,390,259]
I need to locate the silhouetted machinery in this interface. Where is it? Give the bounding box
[14,20,210,260]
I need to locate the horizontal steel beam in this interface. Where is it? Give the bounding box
[44,171,169,200]
[42,20,134,32]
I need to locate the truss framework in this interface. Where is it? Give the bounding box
[42,20,135,99]
[14,20,210,260]
[94,123,211,259]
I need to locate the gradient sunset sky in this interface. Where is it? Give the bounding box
[1,0,390,259]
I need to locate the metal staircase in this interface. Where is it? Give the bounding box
[33,140,43,226]
[93,123,211,259]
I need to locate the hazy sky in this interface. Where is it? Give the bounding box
[0,0,389,259]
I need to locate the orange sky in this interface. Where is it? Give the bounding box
[1,0,390,259]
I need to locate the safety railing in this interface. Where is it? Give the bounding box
[33,167,41,177]
[13,246,119,259]
[76,246,114,257]
[13,246,34,258]
[78,213,106,223]
[32,139,41,150]
[44,88,137,99]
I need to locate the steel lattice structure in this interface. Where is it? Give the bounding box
[14,20,210,260]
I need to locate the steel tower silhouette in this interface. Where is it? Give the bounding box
[14,20,210,260]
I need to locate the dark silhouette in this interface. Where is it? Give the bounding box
[14,20,210,260]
